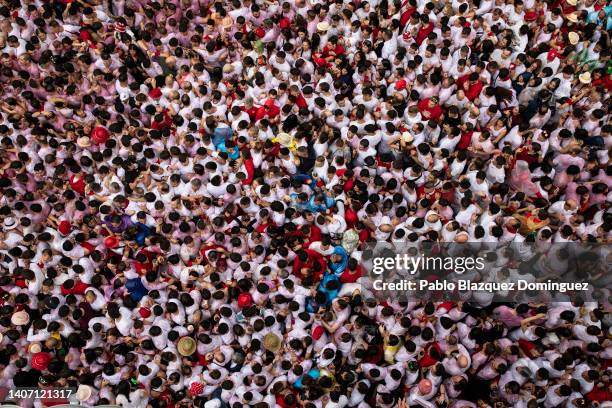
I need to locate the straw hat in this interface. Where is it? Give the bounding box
[263,333,282,352]
[222,16,233,29]
[316,21,330,32]
[177,336,197,356]
[566,12,580,23]
[579,71,591,84]
[11,310,29,326]
[77,137,92,148]
[76,384,92,402]
[566,0,577,5]
[401,132,414,143]
[568,32,579,45]
[28,342,42,354]
[275,132,295,148]
[3,217,17,230]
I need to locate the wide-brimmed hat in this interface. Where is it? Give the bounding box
[31,352,51,371]
[568,31,579,45]
[91,126,110,144]
[401,132,414,143]
[77,137,92,148]
[104,236,120,249]
[3,217,17,230]
[263,333,282,352]
[316,21,330,32]
[222,16,233,29]
[579,72,591,84]
[566,12,580,23]
[178,336,197,356]
[11,310,29,326]
[28,342,42,354]
[76,384,92,401]
[275,132,294,147]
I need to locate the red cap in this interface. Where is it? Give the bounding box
[189,382,204,396]
[279,18,291,29]
[396,79,407,90]
[32,352,51,371]
[79,30,91,42]
[313,57,327,67]
[148,87,162,99]
[255,27,265,38]
[139,307,151,318]
[91,126,110,144]
[524,11,537,21]
[104,236,119,249]
[115,23,126,32]
[237,293,252,308]
[58,220,71,236]
[418,379,433,394]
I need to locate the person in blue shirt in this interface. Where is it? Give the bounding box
[293,367,321,390]
[216,139,240,160]
[289,188,335,213]
[125,276,148,302]
[133,212,152,246]
[317,272,341,306]
[329,246,348,276]
[587,6,612,30]
[212,124,233,146]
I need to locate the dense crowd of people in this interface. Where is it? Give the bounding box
[0,0,611,406]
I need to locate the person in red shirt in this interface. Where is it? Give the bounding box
[399,0,417,28]
[462,72,484,101]
[60,278,89,295]
[150,110,173,131]
[241,97,259,121]
[415,15,434,45]
[417,96,443,121]
[69,173,87,195]
[340,258,363,284]
[287,84,308,110]
[292,249,326,283]
[457,125,474,150]
[255,98,280,122]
